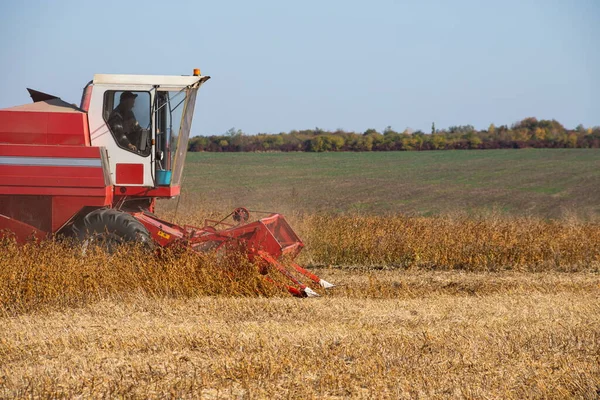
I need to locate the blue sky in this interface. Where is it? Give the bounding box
[0,0,598,136]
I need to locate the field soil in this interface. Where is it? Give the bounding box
[181,149,600,218]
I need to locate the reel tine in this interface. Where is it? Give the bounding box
[318,279,335,289]
[303,287,320,297]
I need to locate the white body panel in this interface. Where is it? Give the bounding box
[87,83,155,187]
[93,74,202,88]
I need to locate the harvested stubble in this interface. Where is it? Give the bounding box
[1,281,599,398]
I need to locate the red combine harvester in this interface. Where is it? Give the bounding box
[0,70,333,297]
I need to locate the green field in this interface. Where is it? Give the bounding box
[175,149,600,218]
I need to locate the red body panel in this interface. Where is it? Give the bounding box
[0,144,102,158]
[80,85,93,112]
[0,108,90,146]
[0,145,110,192]
[50,196,112,231]
[116,163,144,185]
[115,185,180,197]
[0,194,112,233]
[0,196,53,231]
[0,165,106,187]
[0,143,112,235]
[0,214,47,244]
[0,186,112,197]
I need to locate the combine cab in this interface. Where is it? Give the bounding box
[0,70,333,297]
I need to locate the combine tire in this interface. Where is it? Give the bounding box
[72,208,152,253]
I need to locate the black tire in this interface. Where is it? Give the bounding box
[72,208,153,253]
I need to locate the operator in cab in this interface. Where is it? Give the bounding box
[107,91,143,152]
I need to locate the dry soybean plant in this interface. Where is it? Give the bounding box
[1,213,599,315]
[298,213,600,271]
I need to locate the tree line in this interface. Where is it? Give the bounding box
[188,118,600,152]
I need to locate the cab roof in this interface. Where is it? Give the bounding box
[93,74,210,89]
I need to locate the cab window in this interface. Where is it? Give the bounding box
[103,91,151,156]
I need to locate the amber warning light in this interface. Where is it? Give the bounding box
[193,68,201,76]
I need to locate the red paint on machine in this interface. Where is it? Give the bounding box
[116,163,144,185]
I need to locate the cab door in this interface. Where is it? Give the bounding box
[88,85,155,187]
